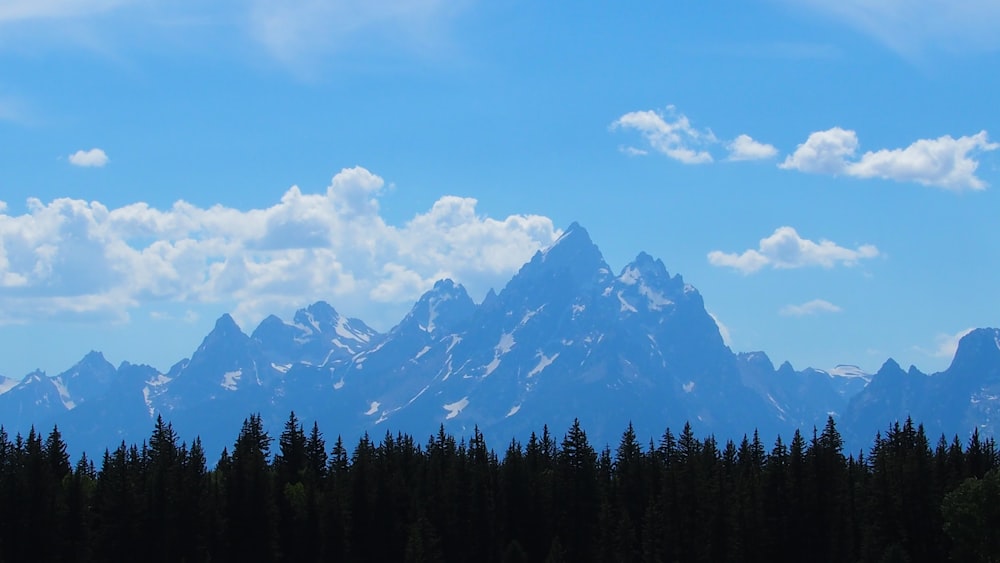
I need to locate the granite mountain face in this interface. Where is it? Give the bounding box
[0,224,996,458]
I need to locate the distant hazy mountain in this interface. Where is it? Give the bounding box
[0,224,995,459]
[842,328,1000,448]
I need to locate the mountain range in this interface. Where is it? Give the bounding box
[0,223,997,458]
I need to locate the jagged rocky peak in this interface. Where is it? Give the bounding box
[536,222,608,271]
[869,358,908,387]
[738,351,776,373]
[399,279,476,335]
[293,301,341,332]
[57,351,117,400]
[502,222,611,307]
[776,360,797,377]
[212,313,244,336]
[61,351,115,375]
[193,314,250,356]
[252,314,287,336]
[78,350,109,366]
[948,327,1000,373]
[620,251,671,282]
[23,369,48,383]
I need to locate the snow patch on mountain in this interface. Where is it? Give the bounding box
[53,379,76,409]
[0,377,18,395]
[618,291,638,313]
[221,370,242,391]
[528,352,559,377]
[640,284,673,310]
[498,332,515,354]
[443,397,469,420]
[619,266,640,285]
[484,357,501,377]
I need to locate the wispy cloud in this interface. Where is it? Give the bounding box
[0,0,131,23]
[68,148,109,167]
[0,0,468,69]
[708,226,879,274]
[780,299,842,316]
[0,166,559,326]
[247,0,466,67]
[786,0,1000,57]
[780,128,998,191]
[915,327,976,360]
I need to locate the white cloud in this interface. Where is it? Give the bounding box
[779,299,843,316]
[930,327,975,359]
[68,148,109,167]
[779,127,858,175]
[727,134,778,161]
[708,226,879,274]
[0,0,130,23]
[787,0,1000,56]
[612,106,779,166]
[781,128,997,190]
[848,131,998,191]
[0,166,560,326]
[611,107,715,164]
[248,0,464,66]
[0,0,466,69]
[618,146,648,157]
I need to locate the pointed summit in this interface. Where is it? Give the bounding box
[502,223,610,310]
[294,301,341,333]
[398,279,476,335]
[543,222,599,259]
[194,314,250,358]
[212,313,243,335]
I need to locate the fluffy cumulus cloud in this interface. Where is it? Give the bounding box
[612,106,776,165]
[611,107,716,164]
[779,127,858,175]
[0,166,560,325]
[727,134,778,161]
[779,299,843,316]
[781,128,998,190]
[68,148,109,167]
[707,227,879,274]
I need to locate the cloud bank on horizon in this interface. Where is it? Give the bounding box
[0,167,559,326]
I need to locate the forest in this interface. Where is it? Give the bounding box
[0,413,998,563]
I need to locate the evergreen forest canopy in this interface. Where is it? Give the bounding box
[1,414,999,563]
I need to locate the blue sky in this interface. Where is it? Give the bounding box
[1,0,998,379]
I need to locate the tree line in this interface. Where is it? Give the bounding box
[0,413,998,562]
